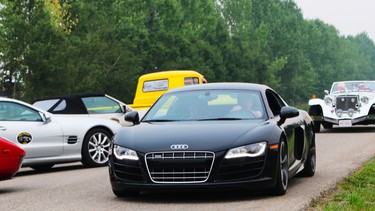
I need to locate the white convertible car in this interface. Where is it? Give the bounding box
[0,97,122,171]
[308,81,375,132]
[32,93,134,127]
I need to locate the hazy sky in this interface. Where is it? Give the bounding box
[294,0,375,42]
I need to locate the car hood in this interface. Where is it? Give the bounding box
[114,120,273,153]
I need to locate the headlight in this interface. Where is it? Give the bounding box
[113,145,139,160]
[225,141,267,159]
[324,96,333,104]
[361,96,369,104]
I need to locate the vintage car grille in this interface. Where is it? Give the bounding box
[216,156,265,181]
[145,151,215,183]
[335,95,359,111]
[113,159,144,182]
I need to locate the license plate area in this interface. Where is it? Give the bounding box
[339,120,352,127]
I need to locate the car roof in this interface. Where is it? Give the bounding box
[165,82,271,93]
[33,93,107,102]
[32,93,108,114]
[138,70,204,80]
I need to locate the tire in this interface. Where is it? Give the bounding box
[113,189,139,198]
[322,122,333,129]
[300,135,316,177]
[81,128,112,167]
[309,106,321,133]
[313,122,321,133]
[31,164,55,171]
[271,139,289,196]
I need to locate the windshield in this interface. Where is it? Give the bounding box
[331,81,375,94]
[143,89,267,121]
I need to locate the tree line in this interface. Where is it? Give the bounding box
[1,0,374,105]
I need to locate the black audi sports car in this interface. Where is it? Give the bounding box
[109,82,316,197]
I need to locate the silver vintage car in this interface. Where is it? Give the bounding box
[308,81,375,132]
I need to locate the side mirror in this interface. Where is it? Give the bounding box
[324,90,329,95]
[40,112,51,124]
[125,111,140,125]
[278,106,299,126]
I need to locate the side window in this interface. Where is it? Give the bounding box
[184,77,199,85]
[0,102,42,121]
[52,100,67,112]
[33,99,60,111]
[265,90,285,116]
[82,96,121,114]
[143,79,169,92]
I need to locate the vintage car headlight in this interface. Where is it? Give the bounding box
[361,96,369,104]
[113,145,139,160]
[324,96,333,105]
[225,141,267,159]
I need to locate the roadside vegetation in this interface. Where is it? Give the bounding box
[1,0,375,105]
[309,156,375,210]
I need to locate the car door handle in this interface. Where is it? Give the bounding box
[0,126,6,131]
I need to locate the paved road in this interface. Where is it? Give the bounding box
[1,126,375,211]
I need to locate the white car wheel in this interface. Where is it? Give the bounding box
[81,128,112,167]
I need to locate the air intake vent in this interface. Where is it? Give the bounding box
[67,136,78,144]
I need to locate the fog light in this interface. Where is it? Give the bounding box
[336,109,343,117]
[348,109,355,117]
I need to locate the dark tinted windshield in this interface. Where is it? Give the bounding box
[143,89,266,121]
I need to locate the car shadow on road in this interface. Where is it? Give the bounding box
[116,189,271,203]
[14,162,92,177]
[113,180,305,203]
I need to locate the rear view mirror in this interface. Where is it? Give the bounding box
[40,112,51,124]
[125,111,140,125]
[278,106,299,126]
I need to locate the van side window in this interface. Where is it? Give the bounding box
[143,79,169,92]
[184,77,199,85]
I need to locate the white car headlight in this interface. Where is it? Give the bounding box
[324,96,333,105]
[225,141,267,159]
[361,96,369,104]
[113,145,139,160]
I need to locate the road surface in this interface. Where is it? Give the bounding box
[1,126,374,211]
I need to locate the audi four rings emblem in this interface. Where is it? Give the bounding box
[170,144,189,150]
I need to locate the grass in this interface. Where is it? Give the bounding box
[309,156,375,210]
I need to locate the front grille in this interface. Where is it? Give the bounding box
[216,156,265,181]
[145,151,215,183]
[335,95,358,111]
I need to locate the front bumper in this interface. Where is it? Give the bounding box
[109,149,279,192]
[312,114,375,125]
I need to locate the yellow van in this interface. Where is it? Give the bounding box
[129,70,207,111]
